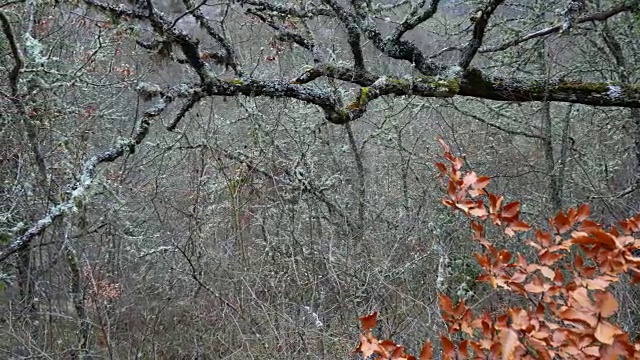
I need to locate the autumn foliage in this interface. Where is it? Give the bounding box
[353,138,640,359]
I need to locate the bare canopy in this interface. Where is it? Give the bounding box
[1,0,639,261]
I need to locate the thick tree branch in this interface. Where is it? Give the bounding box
[292,64,640,108]
[458,0,505,69]
[458,69,640,108]
[206,78,341,115]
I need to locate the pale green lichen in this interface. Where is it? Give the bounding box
[24,33,47,64]
[229,79,244,85]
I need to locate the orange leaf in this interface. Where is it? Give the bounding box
[489,194,504,215]
[535,230,553,247]
[471,221,484,240]
[442,199,456,208]
[508,220,531,233]
[599,338,633,360]
[456,199,478,214]
[524,275,549,293]
[419,340,433,360]
[576,203,590,222]
[579,219,601,231]
[439,294,454,315]
[595,320,624,345]
[500,329,520,360]
[569,287,594,310]
[538,265,555,280]
[595,291,618,318]
[360,312,378,330]
[459,339,470,359]
[590,229,617,249]
[559,308,598,327]
[452,157,463,171]
[463,172,478,188]
[474,253,491,270]
[502,202,520,218]
[538,249,564,266]
[354,333,387,358]
[553,269,565,284]
[390,345,409,359]
[496,250,512,265]
[473,176,491,190]
[554,211,571,234]
[469,204,488,217]
[505,227,515,237]
[447,180,458,200]
[581,275,616,290]
[441,336,455,359]
[509,308,530,331]
[381,339,398,353]
[583,346,600,357]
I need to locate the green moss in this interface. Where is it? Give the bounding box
[336,108,349,117]
[446,79,460,93]
[386,77,412,92]
[358,87,370,105]
[414,76,459,94]
[555,81,610,93]
[229,79,244,85]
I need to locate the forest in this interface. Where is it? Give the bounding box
[1,0,640,358]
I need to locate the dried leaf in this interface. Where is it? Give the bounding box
[577,203,590,222]
[595,321,624,345]
[439,294,454,315]
[595,291,618,318]
[560,308,598,327]
[360,312,378,330]
[554,211,571,234]
[501,329,520,360]
[473,176,491,190]
[441,336,455,359]
[419,340,433,360]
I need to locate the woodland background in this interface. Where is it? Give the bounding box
[1,0,640,358]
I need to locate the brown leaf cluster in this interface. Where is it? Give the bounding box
[353,138,640,360]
